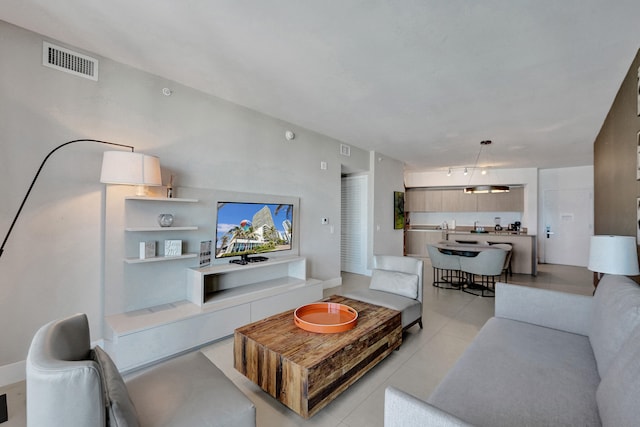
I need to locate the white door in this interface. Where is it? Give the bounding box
[341,174,368,274]
[542,189,593,266]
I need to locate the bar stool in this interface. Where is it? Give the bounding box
[427,245,463,289]
[459,248,507,297]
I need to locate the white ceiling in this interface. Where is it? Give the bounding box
[2,1,640,171]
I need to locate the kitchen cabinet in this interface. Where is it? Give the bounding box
[441,189,477,211]
[476,187,524,212]
[405,230,445,257]
[405,188,442,211]
[406,187,524,212]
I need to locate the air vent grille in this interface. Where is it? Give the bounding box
[42,42,98,81]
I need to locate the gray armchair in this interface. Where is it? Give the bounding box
[343,255,424,330]
[26,313,255,427]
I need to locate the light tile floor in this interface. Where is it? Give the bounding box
[0,263,593,427]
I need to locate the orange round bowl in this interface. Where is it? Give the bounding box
[294,302,358,333]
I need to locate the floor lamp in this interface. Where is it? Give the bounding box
[0,139,162,259]
[588,235,640,290]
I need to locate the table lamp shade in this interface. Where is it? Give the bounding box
[100,151,162,186]
[588,235,639,275]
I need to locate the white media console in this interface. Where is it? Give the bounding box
[103,187,323,372]
[105,256,322,371]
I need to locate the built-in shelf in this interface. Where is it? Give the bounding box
[125,196,199,203]
[125,226,199,232]
[124,253,197,264]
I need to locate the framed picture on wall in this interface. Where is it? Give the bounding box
[637,198,640,245]
[638,131,640,180]
[394,191,405,230]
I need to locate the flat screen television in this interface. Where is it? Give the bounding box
[215,201,294,262]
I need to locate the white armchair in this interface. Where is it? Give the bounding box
[343,255,424,330]
[26,313,255,427]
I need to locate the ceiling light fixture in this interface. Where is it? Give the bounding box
[463,167,468,176]
[447,168,452,176]
[463,140,509,194]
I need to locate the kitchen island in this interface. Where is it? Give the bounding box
[405,226,537,275]
[446,231,537,275]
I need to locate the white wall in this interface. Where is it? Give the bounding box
[404,168,539,235]
[369,152,405,265]
[0,21,397,381]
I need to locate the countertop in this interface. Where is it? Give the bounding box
[407,225,534,236]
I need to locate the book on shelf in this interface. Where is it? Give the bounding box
[199,240,212,267]
[139,241,156,259]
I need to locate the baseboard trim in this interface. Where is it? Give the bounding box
[322,277,342,289]
[0,361,25,387]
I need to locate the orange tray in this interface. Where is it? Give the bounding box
[294,302,358,333]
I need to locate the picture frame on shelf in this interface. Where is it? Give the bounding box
[394,191,405,230]
[164,240,183,257]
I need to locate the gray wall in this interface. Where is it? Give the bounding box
[0,21,401,375]
[594,49,640,237]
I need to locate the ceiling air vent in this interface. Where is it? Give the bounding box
[42,41,98,81]
[340,144,351,157]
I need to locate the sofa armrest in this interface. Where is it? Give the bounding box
[384,387,474,427]
[495,282,592,335]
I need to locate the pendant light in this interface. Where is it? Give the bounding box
[463,140,510,194]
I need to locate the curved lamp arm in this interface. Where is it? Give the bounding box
[0,139,134,259]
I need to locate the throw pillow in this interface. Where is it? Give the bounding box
[369,269,419,299]
[93,346,140,427]
[589,275,640,378]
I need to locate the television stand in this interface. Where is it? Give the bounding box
[230,254,269,265]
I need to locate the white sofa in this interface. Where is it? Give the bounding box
[385,275,640,427]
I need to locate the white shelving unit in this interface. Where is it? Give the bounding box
[104,188,323,372]
[124,253,198,264]
[125,226,199,232]
[125,196,199,203]
[106,256,322,371]
[123,196,200,263]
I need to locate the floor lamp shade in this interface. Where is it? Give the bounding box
[588,235,640,275]
[100,151,162,186]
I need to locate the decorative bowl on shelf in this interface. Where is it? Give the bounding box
[157,213,174,227]
[294,302,358,333]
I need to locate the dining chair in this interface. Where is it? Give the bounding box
[487,243,513,282]
[427,245,463,289]
[459,248,507,297]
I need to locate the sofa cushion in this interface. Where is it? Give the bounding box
[343,287,420,328]
[369,269,418,299]
[589,275,640,377]
[428,317,601,427]
[125,351,255,427]
[597,323,640,427]
[93,346,140,427]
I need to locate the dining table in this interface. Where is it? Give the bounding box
[432,242,503,258]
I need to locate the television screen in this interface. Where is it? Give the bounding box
[215,201,293,259]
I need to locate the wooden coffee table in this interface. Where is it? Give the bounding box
[234,295,402,418]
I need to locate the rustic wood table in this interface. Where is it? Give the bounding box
[234,295,402,418]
